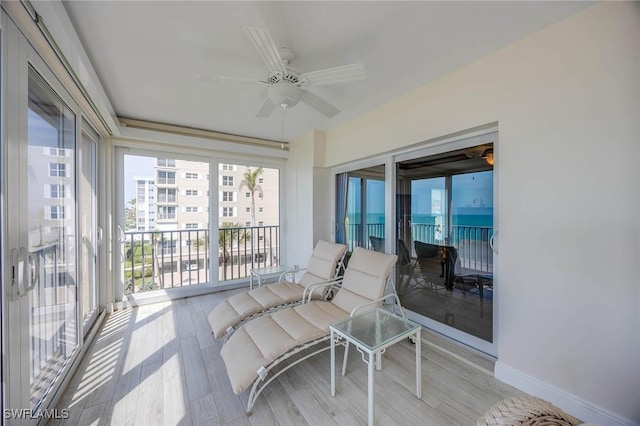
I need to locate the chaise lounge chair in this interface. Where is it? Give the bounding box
[219,246,399,414]
[209,240,347,339]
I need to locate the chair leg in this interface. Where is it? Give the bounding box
[342,342,350,376]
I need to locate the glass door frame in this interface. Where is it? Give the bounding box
[113,145,287,304]
[332,128,498,356]
[2,17,86,414]
[394,130,498,356]
[114,147,217,302]
[79,119,100,337]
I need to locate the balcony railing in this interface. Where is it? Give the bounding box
[346,223,385,252]
[29,241,76,407]
[122,225,280,294]
[345,222,493,273]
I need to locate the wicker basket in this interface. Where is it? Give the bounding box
[477,395,582,426]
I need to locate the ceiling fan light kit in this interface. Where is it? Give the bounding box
[268,82,303,109]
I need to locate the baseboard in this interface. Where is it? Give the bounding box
[494,361,633,426]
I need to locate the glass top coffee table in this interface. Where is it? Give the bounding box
[249,265,292,290]
[330,308,422,426]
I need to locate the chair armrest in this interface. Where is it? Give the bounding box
[302,277,343,303]
[349,293,405,318]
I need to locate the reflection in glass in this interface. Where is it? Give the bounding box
[396,144,494,343]
[336,166,385,252]
[27,68,78,409]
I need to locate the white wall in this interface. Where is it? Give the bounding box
[318,3,639,424]
[284,130,316,268]
[285,129,334,268]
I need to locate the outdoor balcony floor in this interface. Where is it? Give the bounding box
[51,288,526,425]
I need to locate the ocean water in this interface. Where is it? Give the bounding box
[348,213,493,227]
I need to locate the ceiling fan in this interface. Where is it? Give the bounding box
[464,145,494,165]
[199,26,367,118]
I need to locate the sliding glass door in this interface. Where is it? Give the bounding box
[336,165,385,252]
[4,55,80,412]
[396,138,495,352]
[117,152,283,296]
[335,135,497,354]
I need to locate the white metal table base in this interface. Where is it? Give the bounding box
[330,328,422,426]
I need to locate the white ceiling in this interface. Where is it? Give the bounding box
[63,1,592,142]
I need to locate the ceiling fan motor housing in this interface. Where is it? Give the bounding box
[267,69,300,84]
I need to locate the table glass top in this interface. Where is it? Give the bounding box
[330,308,420,351]
[250,265,291,276]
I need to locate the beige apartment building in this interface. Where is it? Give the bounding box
[132,158,280,272]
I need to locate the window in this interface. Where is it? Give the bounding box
[49,184,66,198]
[185,223,198,229]
[160,240,176,255]
[157,158,175,167]
[258,235,264,241]
[157,188,177,202]
[258,193,263,199]
[157,171,175,184]
[185,172,198,179]
[185,206,198,213]
[185,189,198,196]
[46,147,68,157]
[217,163,280,282]
[158,206,176,220]
[49,162,67,177]
[222,191,235,202]
[48,206,66,220]
[258,221,264,226]
[259,207,264,212]
[258,178,264,184]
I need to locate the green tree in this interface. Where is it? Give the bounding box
[218,222,251,280]
[240,167,263,226]
[124,198,137,231]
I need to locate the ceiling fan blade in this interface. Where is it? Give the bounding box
[301,90,340,118]
[299,63,366,86]
[256,97,277,118]
[197,73,258,84]
[243,26,287,74]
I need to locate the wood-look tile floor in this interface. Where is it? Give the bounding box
[51,289,526,425]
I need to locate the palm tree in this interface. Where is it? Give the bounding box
[218,221,251,280]
[240,167,263,226]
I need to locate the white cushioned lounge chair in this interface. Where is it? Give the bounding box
[220,246,398,414]
[209,240,347,339]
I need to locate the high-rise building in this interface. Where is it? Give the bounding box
[132,176,155,231]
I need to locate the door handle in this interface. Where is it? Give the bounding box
[97,226,103,247]
[8,247,38,299]
[20,247,39,294]
[9,248,21,301]
[117,225,125,243]
[490,231,498,255]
